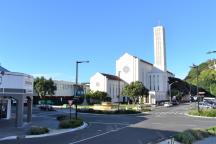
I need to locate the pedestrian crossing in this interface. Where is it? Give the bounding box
[151,111,186,117]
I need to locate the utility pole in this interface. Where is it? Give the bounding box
[190,64,199,111]
[0,71,5,119]
[169,81,178,103]
[118,71,121,111]
[75,60,89,119]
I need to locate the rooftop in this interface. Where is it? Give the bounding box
[0,66,10,72]
[101,73,122,81]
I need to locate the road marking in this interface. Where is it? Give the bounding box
[88,122,129,125]
[152,122,162,125]
[69,126,128,144]
[184,124,197,127]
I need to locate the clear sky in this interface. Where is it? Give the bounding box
[0,0,215,83]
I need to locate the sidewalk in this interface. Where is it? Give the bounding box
[0,108,85,141]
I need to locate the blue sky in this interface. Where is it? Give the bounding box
[0,0,215,83]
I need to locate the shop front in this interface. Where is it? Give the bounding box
[0,68,33,127]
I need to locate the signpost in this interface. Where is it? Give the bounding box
[68,100,73,120]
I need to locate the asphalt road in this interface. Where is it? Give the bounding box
[1,103,216,144]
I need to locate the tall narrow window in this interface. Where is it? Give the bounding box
[149,75,151,90]
[112,85,115,98]
[109,84,111,96]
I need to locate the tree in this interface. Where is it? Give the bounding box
[122,81,149,104]
[34,77,57,98]
[185,60,216,97]
[46,78,57,96]
[93,91,108,101]
[84,91,110,104]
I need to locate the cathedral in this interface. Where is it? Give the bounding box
[90,26,174,104]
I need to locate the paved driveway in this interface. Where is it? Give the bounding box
[1,103,216,144]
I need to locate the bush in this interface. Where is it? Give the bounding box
[174,128,212,144]
[77,109,141,114]
[59,118,83,129]
[29,127,49,135]
[206,126,216,135]
[174,130,197,144]
[188,109,216,117]
[56,115,67,121]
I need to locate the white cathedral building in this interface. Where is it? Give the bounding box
[90,26,174,104]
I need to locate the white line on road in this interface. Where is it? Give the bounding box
[88,122,129,125]
[69,126,128,144]
[152,122,162,125]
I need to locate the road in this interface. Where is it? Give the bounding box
[1,103,216,144]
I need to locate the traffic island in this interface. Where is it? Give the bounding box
[173,126,216,144]
[188,109,216,117]
[77,108,141,114]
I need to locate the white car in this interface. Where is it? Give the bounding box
[199,102,212,109]
[164,102,172,107]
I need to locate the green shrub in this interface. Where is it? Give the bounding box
[59,118,83,129]
[206,126,216,135]
[188,109,200,116]
[188,109,216,117]
[56,115,67,121]
[77,108,140,114]
[114,109,140,114]
[141,108,151,112]
[174,128,211,144]
[174,130,196,144]
[29,127,49,135]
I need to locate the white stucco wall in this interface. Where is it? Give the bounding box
[90,72,107,93]
[0,72,33,94]
[90,72,127,103]
[116,53,138,84]
[107,79,126,102]
[54,80,75,96]
[138,61,153,89]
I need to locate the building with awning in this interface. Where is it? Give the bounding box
[0,66,33,127]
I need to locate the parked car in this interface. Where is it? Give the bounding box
[171,101,179,106]
[39,105,55,111]
[164,102,172,107]
[203,101,216,109]
[199,102,212,109]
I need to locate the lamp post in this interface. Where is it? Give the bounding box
[169,81,178,103]
[0,71,5,119]
[117,71,121,111]
[75,60,89,119]
[190,64,199,111]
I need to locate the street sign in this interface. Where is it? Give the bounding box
[68,100,73,106]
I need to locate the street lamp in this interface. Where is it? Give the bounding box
[190,64,199,96]
[0,71,5,119]
[207,51,216,54]
[75,60,89,119]
[117,71,121,111]
[190,64,199,111]
[169,81,178,103]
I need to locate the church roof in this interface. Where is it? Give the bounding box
[101,73,122,81]
[0,66,10,72]
[132,55,153,66]
[131,54,174,76]
[167,71,174,75]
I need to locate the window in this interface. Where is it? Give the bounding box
[149,75,151,90]
[112,85,115,98]
[109,84,111,96]
[157,75,160,91]
[153,75,155,90]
